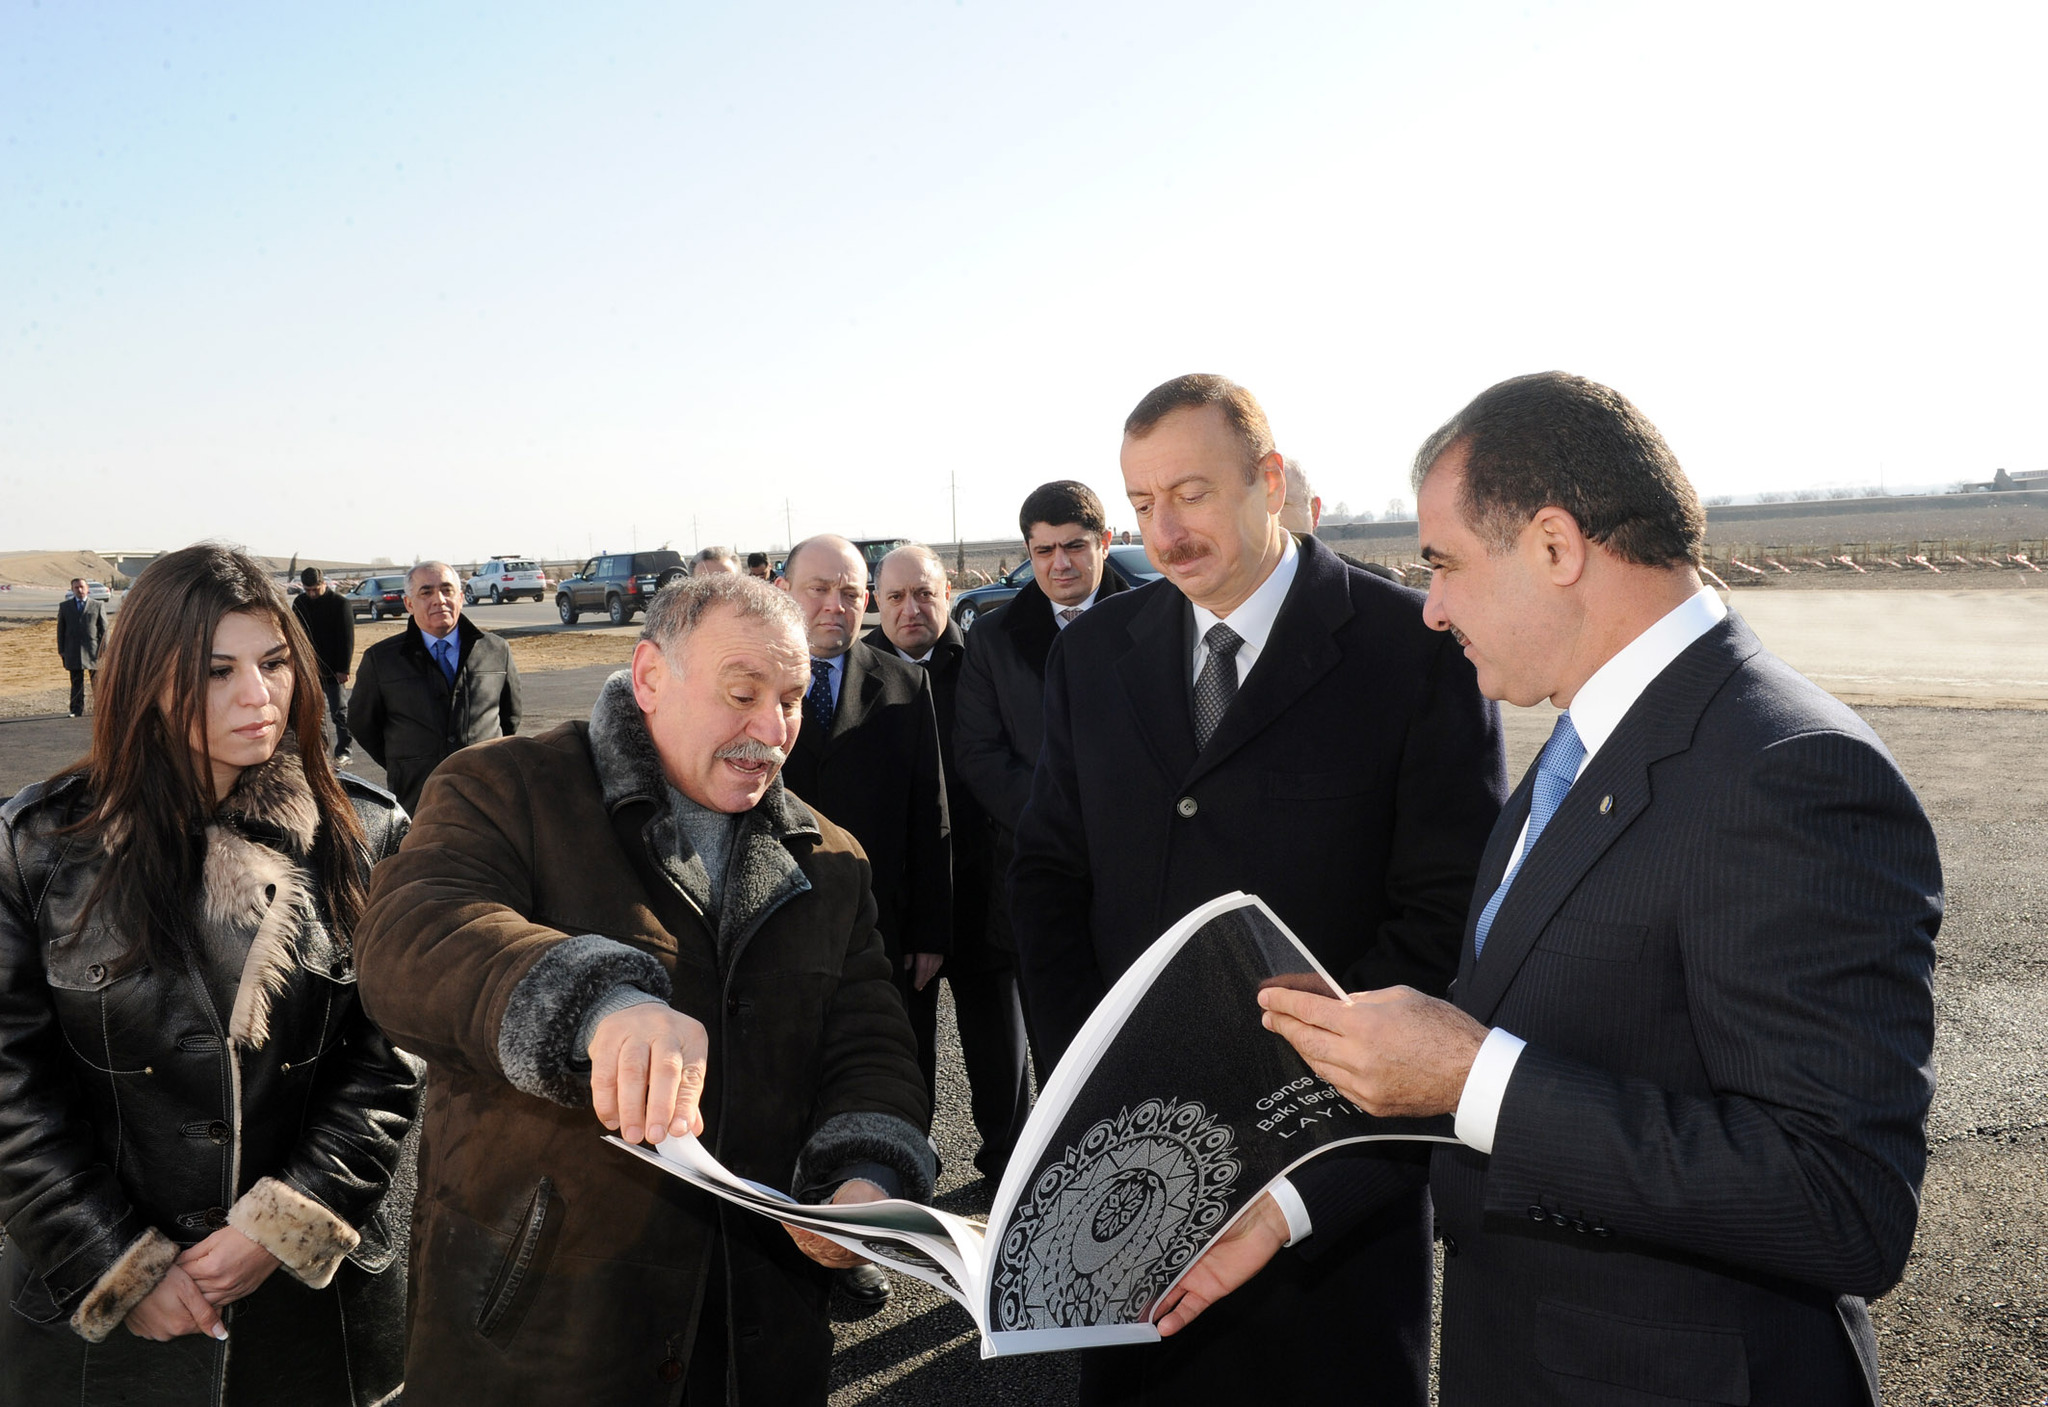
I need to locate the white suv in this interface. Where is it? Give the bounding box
[463,558,548,605]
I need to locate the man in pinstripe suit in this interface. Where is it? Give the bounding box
[1165,372,1939,1405]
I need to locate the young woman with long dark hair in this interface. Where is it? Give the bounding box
[0,543,420,1405]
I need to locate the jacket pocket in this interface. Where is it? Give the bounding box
[1534,919,1648,964]
[1534,1298,1751,1404]
[474,1176,564,1344]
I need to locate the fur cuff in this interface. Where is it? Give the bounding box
[497,934,673,1107]
[69,1227,179,1343]
[793,1112,937,1205]
[228,1176,359,1290]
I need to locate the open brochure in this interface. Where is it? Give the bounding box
[607,890,1458,1357]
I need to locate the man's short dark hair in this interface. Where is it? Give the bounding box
[301,566,322,588]
[1123,374,1275,483]
[1411,372,1704,568]
[1018,481,1108,539]
[746,551,770,569]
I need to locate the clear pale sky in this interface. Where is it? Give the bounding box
[5,2,2044,563]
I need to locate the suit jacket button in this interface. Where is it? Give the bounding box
[1527,1205,1547,1222]
[1175,797,1198,818]
[657,1358,684,1383]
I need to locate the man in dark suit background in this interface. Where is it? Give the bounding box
[778,533,951,1308]
[55,577,108,718]
[292,565,357,763]
[866,544,1028,1181]
[954,481,1132,981]
[348,560,522,814]
[1009,375,1507,1405]
[1244,373,1940,1405]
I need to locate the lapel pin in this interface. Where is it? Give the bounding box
[1599,795,1613,815]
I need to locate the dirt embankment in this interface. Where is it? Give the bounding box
[0,550,120,589]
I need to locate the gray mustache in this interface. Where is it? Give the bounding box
[716,739,787,767]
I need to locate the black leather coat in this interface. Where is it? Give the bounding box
[0,753,420,1406]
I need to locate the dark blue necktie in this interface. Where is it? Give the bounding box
[1472,711,1586,956]
[433,636,456,684]
[805,658,835,733]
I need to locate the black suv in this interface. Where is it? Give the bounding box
[344,574,412,622]
[555,550,687,626]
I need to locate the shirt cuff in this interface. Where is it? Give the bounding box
[1453,1027,1528,1155]
[1266,1176,1313,1247]
[576,985,668,1059]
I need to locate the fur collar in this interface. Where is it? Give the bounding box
[199,742,325,1049]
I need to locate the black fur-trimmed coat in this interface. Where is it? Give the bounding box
[0,749,419,1406]
[354,670,934,1406]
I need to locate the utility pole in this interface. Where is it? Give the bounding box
[784,499,793,548]
[951,471,962,575]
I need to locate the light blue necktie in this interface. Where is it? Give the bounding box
[433,636,456,684]
[1473,711,1586,957]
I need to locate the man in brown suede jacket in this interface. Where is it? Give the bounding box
[354,573,934,1406]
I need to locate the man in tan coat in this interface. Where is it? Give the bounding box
[355,573,933,1406]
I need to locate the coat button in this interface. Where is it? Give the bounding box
[204,1207,229,1229]
[207,1121,230,1145]
[657,1358,684,1383]
[726,997,741,1015]
[1175,797,1198,818]
[1527,1205,1547,1222]
[86,963,106,983]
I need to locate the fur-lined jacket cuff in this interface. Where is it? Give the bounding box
[68,1227,179,1343]
[792,1112,937,1205]
[227,1176,360,1289]
[497,934,674,1107]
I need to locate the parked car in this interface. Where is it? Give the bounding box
[555,550,687,626]
[83,580,111,601]
[950,544,1161,630]
[464,557,548,606]
[344,574,412,621]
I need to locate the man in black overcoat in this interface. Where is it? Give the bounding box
[1010,375,1507,1405]
[1245,373,1941,1405]
[866,544,1028,1180]
[55,578,108,718]
[348,561,522,814]
[292,566,357,761]
[954,481,1132,986]
[778,534,951,1308]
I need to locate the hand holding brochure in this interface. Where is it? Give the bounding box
[609,891,1456,1357]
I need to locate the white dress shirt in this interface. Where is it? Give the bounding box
[1453,587,1729,1154]
[1188,533,1298,683]
[1052,585,1101,630]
